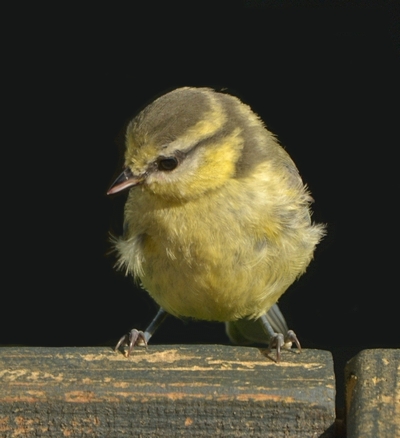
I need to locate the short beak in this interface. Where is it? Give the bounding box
[107,168,144,195]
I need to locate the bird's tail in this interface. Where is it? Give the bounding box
[225,304,290,346]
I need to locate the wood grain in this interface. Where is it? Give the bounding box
[0,346,335,437]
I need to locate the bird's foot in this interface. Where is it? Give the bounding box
[115,329,147,357]
[266,329,301,363]
[114,308,169,357]
[260,313,301,363]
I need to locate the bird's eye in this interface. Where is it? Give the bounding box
[157,157,178,171]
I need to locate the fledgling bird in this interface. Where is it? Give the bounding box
[108,87,325,361]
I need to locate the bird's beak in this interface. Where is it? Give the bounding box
[107,168,144,195]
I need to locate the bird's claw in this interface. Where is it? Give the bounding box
[115,329,147,356]
[266,330,301,363]
[266,332,285,363]
[285,329,301,352]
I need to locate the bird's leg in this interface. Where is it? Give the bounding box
[260,314,284,362]
[260,314,301,363]
[115,307,169,356]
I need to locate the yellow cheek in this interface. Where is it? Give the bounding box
[199,128,243,180]
[150,128,244,199]
[194,128,244,196]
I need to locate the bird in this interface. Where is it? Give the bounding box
[107,87,325,361]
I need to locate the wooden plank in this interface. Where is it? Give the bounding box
[0,346,335,437]
[345,349,400,438]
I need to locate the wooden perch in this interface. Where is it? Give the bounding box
[345,349,400,438]
[0,346,335,437]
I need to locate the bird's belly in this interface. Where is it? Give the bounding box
[119,186,320,322]
[138,235,293,322]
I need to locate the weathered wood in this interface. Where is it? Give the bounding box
[0,346,335,437]
[345,349,400,438]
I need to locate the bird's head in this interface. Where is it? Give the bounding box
[107,87,264,201]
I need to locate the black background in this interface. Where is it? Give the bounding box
[3,1,399,410]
